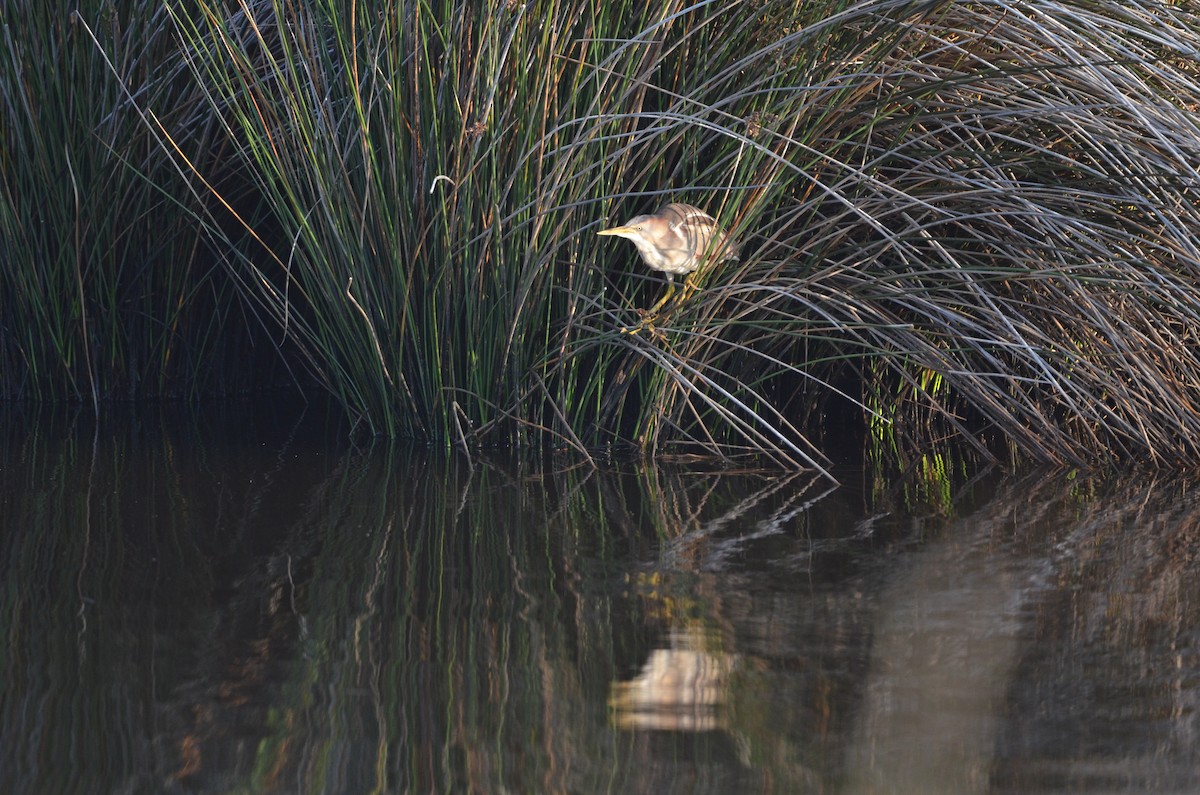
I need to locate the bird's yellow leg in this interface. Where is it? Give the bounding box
[621,317,654,337]
[679,272,700,302]
[622,282,676,335]
[644,282,677,316]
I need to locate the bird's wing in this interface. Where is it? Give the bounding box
[664,203,716,230]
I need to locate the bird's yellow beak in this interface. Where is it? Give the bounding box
[597,226,633,237]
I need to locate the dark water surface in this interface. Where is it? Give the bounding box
[2,402,1199,794]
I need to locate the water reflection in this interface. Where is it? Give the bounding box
[1,404,1200,793]
[610,626,736,732]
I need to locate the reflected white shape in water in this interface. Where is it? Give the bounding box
[609,627,736,732]
[845,516,1042,795]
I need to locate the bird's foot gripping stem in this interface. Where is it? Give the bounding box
[621,308,668,342]
[621,283,677,337]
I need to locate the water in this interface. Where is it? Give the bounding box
[2,403,1199,794]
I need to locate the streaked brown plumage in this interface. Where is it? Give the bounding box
[597,203,737,329]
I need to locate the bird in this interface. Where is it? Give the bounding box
[597,202,738,333]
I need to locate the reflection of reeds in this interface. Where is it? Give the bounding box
[995,472,1200,789]
[0,406,314,793]
[7,413,1200,791]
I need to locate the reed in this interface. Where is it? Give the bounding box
[566,0,1200,469]
[7,0,1200,471]
[159,0,659,441]
[157,0,1200,469]
[0,0,247,402]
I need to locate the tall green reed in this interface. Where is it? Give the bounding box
[53,0,1200,472]
[161,0,671,442]
[0,1,245,402]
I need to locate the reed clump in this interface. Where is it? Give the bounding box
[0,1,259,403]
[561,0,1200,469]
[5,0,1200,473]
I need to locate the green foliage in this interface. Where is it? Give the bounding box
[0,0,248,401]
[6,0,1200,471]
[160,0,671,442]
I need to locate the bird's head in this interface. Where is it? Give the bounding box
[596,214,666,246]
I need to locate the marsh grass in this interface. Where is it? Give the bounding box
[157,0,914,468]
[160,0,671,441]
[7,0,1200,473]
[565,0,1200,469]
[0,1,254,402]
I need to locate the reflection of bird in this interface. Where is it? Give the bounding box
[598,203,738,333]
[608,627,735,732]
